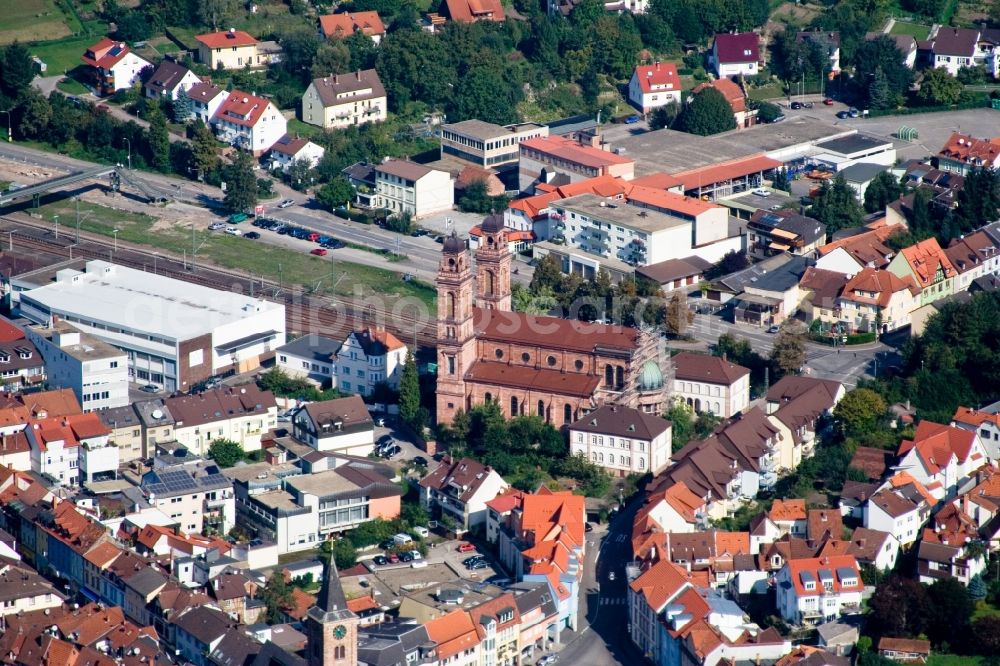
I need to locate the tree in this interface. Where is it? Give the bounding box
[771,167,790,192]
[953,168,1000,235]
[15,88,51,139]
[399,351,421,430]
[331,538,357,570]
[665,403,694,451]
[863,171,902,213]
[146,105,171,172]
[908,186,934,237]
[926,577,973,647]
[261,570,295,624]
[969,573,988,601]
[286,157,315,192]
[867,66,894,111]
[458,179,493,213]
[315,177,354,210]
[675,87,737,136]
[172,87,192,122]
[278,28,321,84]
[809,174,864,233]
[973,615,1000,656]
[0,42,35,102]
[770,322,806,375]
[222,151,258,214]
[853,36,912,108]
[311,41,351,80]
[833,388,887,438]
[869,575,930,638]
[649,103,679,130]
[347,517,396,548]
[451,57,521,125]
[197,0,238,30]
[190,121,219,180]
[916,67,963,107]
[512,284,558,315]
[704,250,750,280]
[207,439,244,468]
[665,293,692,337]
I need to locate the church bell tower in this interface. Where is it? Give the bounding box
[475,214,513,312]
[436,233,477,425]
[306,559,359,666]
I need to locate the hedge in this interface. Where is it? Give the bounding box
[809,331,877,345]
[334,208,373,224]
[867,97,989,118]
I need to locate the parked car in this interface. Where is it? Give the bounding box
[463,555,486,566]
[468,560,488,570]
[228,212,248,224]
[608,571,616,581]
[458,542,477,553]
[848,107,860,117]
[770,114,787,123]
[823,98,835,105]
[275,225,289,234]
[624,115,641,124]
[413,456,428,467]
[802,101,814,108]
[382,445,401,458]
[308,232,320,242]
[225,226,242,236]
[208,222,226,230]
[323,238,345,249]
[767,325,780,333]
[393,533,414,546]
[310,248,327,256]
[585,522,593,532]
[379,539,395,550]
[790,101,803,110]
[752,188,771,197]
[407,550,423,561]
[388,552,400,564]
[278,199,295,209]
[244,231,261,239]
[412,526,429,538]
[377,435,394,447]
[373,555,388,566]
[836,110,851,119]
[399,551,413,563]
[538,655,558,666]
[139,384,160,393]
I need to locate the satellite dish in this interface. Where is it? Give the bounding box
[152,409,164,419]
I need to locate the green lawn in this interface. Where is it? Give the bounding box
[31,199,436,308]
[748,82,786,101]
[285,118,326,142]
[889,22,931,40]
[165,26,201,51]
[926,656,981,666]
[0,0,74,44]
[56,78,88,95]
[30,35,101,75]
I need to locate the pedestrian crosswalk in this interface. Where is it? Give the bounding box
[608,534,626,543]
[600,597,626,606]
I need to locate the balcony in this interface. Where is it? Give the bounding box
[840,603,861,614]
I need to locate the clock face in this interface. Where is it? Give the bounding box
[333,625,347,640]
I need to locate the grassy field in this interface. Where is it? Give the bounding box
[926,656,981,666]
[889,22,932,40]
[748,81,787,101]
[0,0,74,44]
[30,199,436,308]
[30,35,101,75]
[56,78,89,95]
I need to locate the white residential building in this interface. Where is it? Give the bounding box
[275,335,342,385]
[26,413,110,486]
[211,90,287,156]
[419,456,509,533]
[143,60,202,100]
[140,455,236,535]
[710,32,760,78]
[165,385,277,457]
[79,438,120,486]
[896,421,987,497]
[26,320,129,412]
[930,27,981,76]
[865,486,931,547]
[336,327,408,395]
[634,481,706,535]
[188,82,227,125]
[672,352,750,419]
[568,404,672,476]
[195,30,274,70]
[627,62,682,115]
[374,159,454,219]
[290,395,374,456]
[774,556,863,626]
[301,70,387,130]
[80,38,153,97]
[268,135,326,174]
[18,260,286,394]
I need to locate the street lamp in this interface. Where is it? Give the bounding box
[123,138,131,171]
[112,228,119,252]
[53,214,59,240]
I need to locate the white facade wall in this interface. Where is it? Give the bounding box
[465,473,510,530]
[209,307,286,374]
[0,590,62,617]
[199,44,260,70]
[568,427,671,475]
[672,375,749,419]
[375,169,454,219]
[815,248,865,276]
[313,429,374,456]
[147,69,202,100]
[774,568,862,625]
[275,508,320,555]
[191,95,225,125]
[335,334,407,395]
[302,81,387,129]
[25,329,129,412]
[627,75,681,114]
[110,53,153,92]
[172,409,277,457]
[270,142,326,173]
[30,439,78,486]
[80,443,119,484]
[277,350,335,384]
[212,102,287,155]
[934,53,973,76]
[865,501,922,547]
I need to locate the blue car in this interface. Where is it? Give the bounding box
[318,235,332,244]
[624,115,641,124]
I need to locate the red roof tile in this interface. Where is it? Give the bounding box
[633,62,681,94]
[713,32,760,64]
[195,30,258,49]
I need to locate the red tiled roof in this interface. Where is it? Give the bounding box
[319,11,386,39]
[465,361,600,398]
[898,420,978,472]
[633,62,681,94]
[840,268,919,307]
[508,175,629,218]
[672,352,749,385]
[899,237,957,287]
[769,498,807,522]
[713,32,760,64]
[216,90,272,129]
[425,610,480,659]
[443,0,505,22]
[520,136,634,169]
[785,555,861,597]
[81,38,133,69]
[195,30,258,49]
[953,406,1000,429]
[474,307,638,353]
[692,78,748,114]
[938,132,1000,165]
[0,317,25,342]
[629,558,691,612]
[671,155,782,191]
[625,185,718,217]
[879,637,931,655]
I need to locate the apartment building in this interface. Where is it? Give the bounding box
[290,395,374,456]
[568,404,672,476]
[374,159,454,219]
[336,327,408,395]
[164,385,277,457]
[267,134,326,173]
[865,483,932,547]
[139,455,236,535]
[440,120,549,168]
[936,132,1000,175]
[302,70,387,129]
[420,456,509,532]
[211,90,287,156]
[672,352,750,419]
[26,320,128,412]
[196,29,273,70]
[80,38,153,96]
[887,238,957,307]
[187,82,227,125]
[26,412,111,486]
[775,556,863,625]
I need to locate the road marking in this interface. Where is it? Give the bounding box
[600,597,626,606]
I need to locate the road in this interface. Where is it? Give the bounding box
[0,142,533,287]
[553,497,644,666]
[684,311,893,388]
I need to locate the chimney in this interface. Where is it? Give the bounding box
[356,70,362,81]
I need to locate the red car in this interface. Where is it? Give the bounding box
[308,232,320,242]
[458,542,476,553]
[310,248,327,256]
[823,98,835,106]
[388,552,399,563]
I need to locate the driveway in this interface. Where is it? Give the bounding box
[32,75,64,98]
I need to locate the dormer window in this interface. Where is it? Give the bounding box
[0,354,9,364]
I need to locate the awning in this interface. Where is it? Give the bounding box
[768,242,791,251]
[216,330,279,354]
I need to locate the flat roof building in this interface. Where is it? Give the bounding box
[17,260,285,393]
[440,120,548,169]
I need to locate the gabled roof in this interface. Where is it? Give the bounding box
[878,637,930,655]
[442,0,505,22]
[637,256,712,285]
[215,90,274,129]
[269,134,316,158]
[817,224,896,268]
[520,135,634,169]
[196,30,259,49]
[144,60,195,96]
[783,555,861,597]
[351,327,406,357]
[937,131,1000,166]
[629,558,691,612]
[868,488,919,518]
[692,78,748,114]
[81,38,137,70]
[944,231,1000,274]
[769,498,807,523]
[424,610,480,659]
[165,385,275,430]
[319,11,386,39]
[898,420,979,473]
[713,32,760,64]
[309,70,386,108]
[419,456,503,502]
[188,82,226,104]
[632,62,681,94]
[932,27,980,57]
[840,268,919,307]
[300,394,373,435]
[898,237,957,287]
[848,527,892,563]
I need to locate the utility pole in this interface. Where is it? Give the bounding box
[191,223,196,272]
[54,215,59,240]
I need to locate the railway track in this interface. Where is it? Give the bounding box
[0,215,439,347]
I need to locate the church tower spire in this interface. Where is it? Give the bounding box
[306,559,358,666]
[475,214,512,312]
[436,233,477,425]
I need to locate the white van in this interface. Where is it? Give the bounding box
[412,526,429,539]
[392,533,414,546]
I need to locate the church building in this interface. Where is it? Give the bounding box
[436,217,672,426]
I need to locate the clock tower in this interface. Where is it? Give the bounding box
[305,559,359,666]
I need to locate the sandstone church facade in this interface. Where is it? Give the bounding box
[435,217,672,426]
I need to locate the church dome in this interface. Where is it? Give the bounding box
[442,233,466,254]
[638,361,663,391]
[481,214,504,234]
